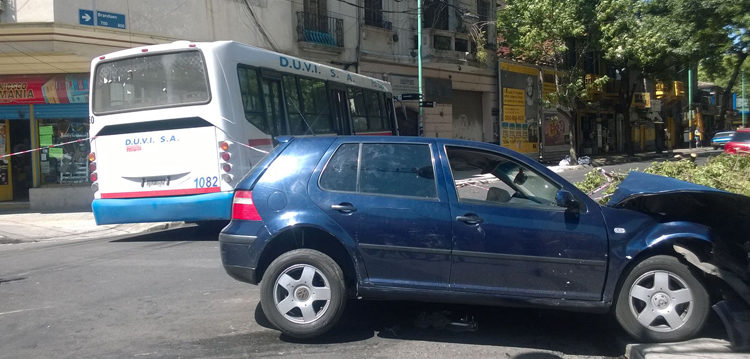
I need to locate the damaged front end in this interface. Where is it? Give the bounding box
[609,172,750,349]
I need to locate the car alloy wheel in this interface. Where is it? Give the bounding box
[272,263,332,324]
[627,270,694,332]
[615,255,709,342]
[260,248,346,338]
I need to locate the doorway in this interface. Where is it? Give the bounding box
[9,119,31,201]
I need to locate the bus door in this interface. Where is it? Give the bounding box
[261,70,286,137]
[329,87,351,134]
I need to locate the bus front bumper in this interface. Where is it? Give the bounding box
[92,191,234,225]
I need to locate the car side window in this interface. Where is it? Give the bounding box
[319,143,359,192]
[320,143,437,199]
[446,146,560,208]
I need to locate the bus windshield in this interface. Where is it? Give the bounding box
[93,50,210,114]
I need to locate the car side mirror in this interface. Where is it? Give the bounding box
[556,190,580,212]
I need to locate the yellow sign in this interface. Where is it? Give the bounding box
[503,88,525,106]
[503,105,525,124]
[500,62,539,76]
[632,92,651,109]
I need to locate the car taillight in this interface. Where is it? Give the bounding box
[232,190,261,221]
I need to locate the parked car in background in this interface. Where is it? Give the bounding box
[219,136,750,344]
[724,128,750,155]
[711,131,735,149]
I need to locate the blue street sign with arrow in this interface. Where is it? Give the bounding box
[79,9,94,26]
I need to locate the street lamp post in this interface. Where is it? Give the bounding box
[417,0,423,136]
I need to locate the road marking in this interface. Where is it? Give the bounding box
[0,306,52,316]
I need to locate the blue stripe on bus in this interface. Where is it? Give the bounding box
[92,191,234,225]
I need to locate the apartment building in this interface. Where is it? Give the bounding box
[0,0,498,209]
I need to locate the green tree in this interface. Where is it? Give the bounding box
[597,0,689,155]
[497,0,600,163]
[686,0,750,128]
[599,0,749,131]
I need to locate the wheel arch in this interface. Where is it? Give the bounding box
[614,234,716,307]
[256,224,360,292]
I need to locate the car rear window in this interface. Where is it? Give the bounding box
[320,143,437,199]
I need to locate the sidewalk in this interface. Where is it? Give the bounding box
[548,146,721,173]
[0,210,182,244]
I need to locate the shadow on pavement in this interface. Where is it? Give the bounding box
[254,299,628,356]
[110,224,224,243]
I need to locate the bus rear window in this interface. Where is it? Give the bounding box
[93,50,210,114]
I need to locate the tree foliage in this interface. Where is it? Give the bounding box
[576,154,750,204]
[497,0,600,163]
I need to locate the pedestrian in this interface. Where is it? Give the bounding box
[663,128,672,153]
[694,129,701,148]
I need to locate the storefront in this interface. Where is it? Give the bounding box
[0,74,91,207]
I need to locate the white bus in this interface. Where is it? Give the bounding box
[89,41,398,224]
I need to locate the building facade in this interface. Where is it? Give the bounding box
[0,0,499,209]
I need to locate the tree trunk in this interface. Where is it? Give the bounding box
[718,52,748,129]
[620,70,636,156]
[557,108,577,165]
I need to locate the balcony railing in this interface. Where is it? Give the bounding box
[296,11,343,48]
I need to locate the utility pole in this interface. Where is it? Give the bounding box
[417,0,423,136]
[688,65,695,148]
[743,71,746,128]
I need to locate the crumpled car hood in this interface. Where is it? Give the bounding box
[608,171,750,241]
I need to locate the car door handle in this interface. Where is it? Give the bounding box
[456,214,483,224]
[331,203,357,213]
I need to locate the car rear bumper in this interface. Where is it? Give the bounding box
[92,191,234,224]
[219,232,259,284]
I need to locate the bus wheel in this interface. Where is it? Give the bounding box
[260,249,346,339]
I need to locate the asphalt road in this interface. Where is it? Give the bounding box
[0,224,658,359]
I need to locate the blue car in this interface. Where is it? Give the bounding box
[219,136,750,343]
[711,131,735,149]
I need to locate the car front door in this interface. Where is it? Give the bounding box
[442,145,608,300]
[308,140,453,289]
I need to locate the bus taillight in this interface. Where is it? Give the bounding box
[221,152,231,161]
[89,152,98,184]
[232,190,261,221]
[222,163,232,172]
[219,141,230,151]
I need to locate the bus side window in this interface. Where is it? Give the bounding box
[237,66,267,133]
[282,75,307,135]
[299,78,333,134]
[365,90,388,132]
[347,87,368,132]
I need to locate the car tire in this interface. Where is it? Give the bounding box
[615,255,709,343]
[260,249,346,339]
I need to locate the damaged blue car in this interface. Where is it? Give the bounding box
[219,136,750,345]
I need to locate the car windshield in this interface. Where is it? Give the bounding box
[714,131,734,138]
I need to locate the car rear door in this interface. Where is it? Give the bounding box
[308,139,453,289]
[441,144,609,300]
